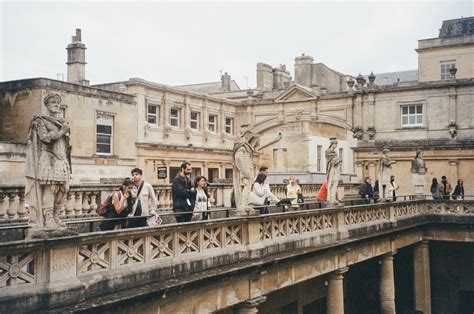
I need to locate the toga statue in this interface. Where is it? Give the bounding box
[25,93,72,230]
[378,148,396,201]
[233,125,283,212]
[233,129,255,212]
[325,138,343,205]
[410,149,427,175]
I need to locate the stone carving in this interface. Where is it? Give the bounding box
[233,125,282,213]
[448,121,457,138]
[367,126,376,140]
[352,126,363,140]
[163,124,172,138]
[325,138,343,205]
[378,148,396,201]
[25,94,72,233]
[411,149,427,199]
[184,126,192,140]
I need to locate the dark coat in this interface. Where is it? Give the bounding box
[452,185,464,199]
[359,182,374,199]
[172,174,195,212]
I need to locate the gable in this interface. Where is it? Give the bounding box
[275,86,316,102]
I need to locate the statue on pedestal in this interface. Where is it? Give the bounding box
[325,138,343,205]
[411,149,427,199]
[233,125,283,213]
[25,94,73,235]
[378,148,396,201]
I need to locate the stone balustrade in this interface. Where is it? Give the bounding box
[0,183,360,222]
[0,199,472,313]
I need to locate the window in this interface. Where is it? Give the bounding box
[169,167,180,183]
[96,114,113,154]
[170,108,180,127]
[208,114,217,133]
[317,145,322,172]
[208,168,219,183]
[440,61,455,80]
[190,111,200,130]
[401,104,423,126]
[147,104,159,125]
[225,168,233,179]
[339,148,344,172]
[59,107,66,119]
[225,117,233,134]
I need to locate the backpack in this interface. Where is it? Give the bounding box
[97,192,117,216]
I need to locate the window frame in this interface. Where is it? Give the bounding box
[147,103,160,125]
[190,111,200,130]
[170,108,181,128]
[440,60,456,81]
[208,114,218,133]
[400,104,423,127]
[225,117,234,134]
[96,113,114,155]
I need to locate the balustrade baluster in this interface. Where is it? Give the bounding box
[17,192,26,219]
[82,192,91,214]
[7,193,17,219]
[74,192,82,216]
[65,192,75,216]
[90,192,99,214]
[0,193,6,219]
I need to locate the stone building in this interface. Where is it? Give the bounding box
[1,17,473,194]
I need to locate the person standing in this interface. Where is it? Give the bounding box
[386,175,399,202]
[249,173,279,214]
[430,178,441,200]
[130,168,160,227]
[193,176,210,220]
[286,176,302,208]
[359,176,374,204]
[452,179,464,200]
[172,161,195,223]
[316,181,328,202]
[439,175,452,200]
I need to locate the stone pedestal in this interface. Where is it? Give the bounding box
[380,252,396,314]
[236,296,266,314]
[327,267,348,314]
[412,173,425,199]
[413,241,431,314]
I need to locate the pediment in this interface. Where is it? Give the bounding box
[274,85,316,102]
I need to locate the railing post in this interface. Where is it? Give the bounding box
[0,193,6,219]
[335,208,348,240]
[65,192,75,217]
[245,218,261,245]
[17,192,26,219]
[74,192,82,216]
[7,193,17,219]
[388,205,396,224]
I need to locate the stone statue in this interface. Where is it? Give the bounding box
[325,138,343,205]
[410,149,427,175]
[233,128,255,212]
[378,148,396,201]
[411,149,427,199]
[25,93,72,231]
[233,125,283,213]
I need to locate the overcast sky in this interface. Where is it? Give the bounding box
[1,1,472,89]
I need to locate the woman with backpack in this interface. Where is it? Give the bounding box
[99,178,134,231]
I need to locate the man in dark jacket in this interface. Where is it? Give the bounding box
[359,176,374,204]
[172,161,195,223]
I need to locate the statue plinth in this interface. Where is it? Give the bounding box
[26,226,78,240]
[411,172,426,199]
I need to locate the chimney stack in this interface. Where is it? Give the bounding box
[66,29,88,85]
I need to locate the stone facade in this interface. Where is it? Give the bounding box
[1,18,473,194]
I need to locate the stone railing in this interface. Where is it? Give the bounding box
[0,183,360,222]
[0,199,472,312]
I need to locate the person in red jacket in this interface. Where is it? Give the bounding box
[317,181,328,201]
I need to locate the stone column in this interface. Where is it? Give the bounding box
[368,162,376,182]
[413,241,431,314]
[235,296,266,314]
[327,267,348,314]
[380,252,397,314]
